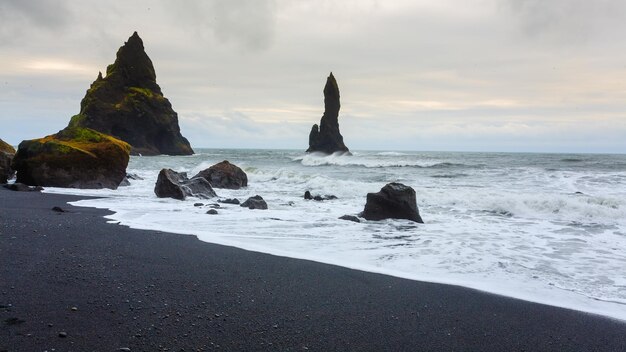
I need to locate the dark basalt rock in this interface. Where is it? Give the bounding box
[206,209,218,215]
[360,183,423,223]
[11,127,130,189]
[339,215,361,223]
[306,73,349,154]
[0,138,16,183]
[154,169,217,200]
[219,198,240,205]
[192,160,247,189]
[68,32,193,156]
[3,183,43,192]
[304,191,337,201]
[240,195,268,210]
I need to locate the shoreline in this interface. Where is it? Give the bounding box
[63,189,626,323]
[2,188,625,351]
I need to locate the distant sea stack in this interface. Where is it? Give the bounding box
[306,73,350,154]
[68,32,193,156]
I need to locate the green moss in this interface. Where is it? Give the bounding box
[0,138,15,154]
[128,86,154,97]
[106,63,116,77]
[68,114,87,128]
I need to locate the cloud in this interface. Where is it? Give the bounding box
[500,0,626,45]
[168,0,277,52]
[0,0,72,43]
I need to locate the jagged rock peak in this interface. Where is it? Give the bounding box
[106,31,158,90]
[306,72,349,154]
[69,32,194,156]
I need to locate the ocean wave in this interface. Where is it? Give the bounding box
[375,151,409,156]
[295,153,475,169]
[426,190,626,225]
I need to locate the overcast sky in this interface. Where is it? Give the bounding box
[1,0,626,153]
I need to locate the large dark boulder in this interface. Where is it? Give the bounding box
[306,72,350,154]
[240,195,268,210]
[360,183,423,223]
[11,127,130,189]
[154,168,217,200]
[192,160,247,189]
[0,138,16,183]
[68,32,193,156]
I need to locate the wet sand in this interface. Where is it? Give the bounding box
[1,187,625,351]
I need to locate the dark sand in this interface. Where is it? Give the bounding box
[1,188,625,351]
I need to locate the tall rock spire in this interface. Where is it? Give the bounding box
[306,72,350,154]
[68,31,193,156]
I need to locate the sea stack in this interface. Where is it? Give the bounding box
[68,32,194,156]
[306,73,350,154]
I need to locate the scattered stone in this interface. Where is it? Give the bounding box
[52,207,66,213]
[154,169,217,200]
[194,203,204,207]
[67,32,193,156]
[208,204,220,208]
[12,127,130,189]
[360,182,423,223]
[219,198,240,205]
[306,73,350,154]
[70,306,78,311]
[192,160,248,189]
[3,183,43,192]
[118,348,131,352]
[58,331,67,338]
[206,209,218,215]
[240,195,268,210]
[339,215,361,223]
[304,191,337,201]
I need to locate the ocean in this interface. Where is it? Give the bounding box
[45,149,626,321]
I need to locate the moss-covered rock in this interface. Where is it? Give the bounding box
[12,127,130,189]
[0,138,16,183]
[0,138,15,154]
[68,32,193,156]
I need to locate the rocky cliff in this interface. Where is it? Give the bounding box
[306,73,349,154]
[68,32,193,156]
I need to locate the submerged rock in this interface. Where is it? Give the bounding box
[154,169,217,200]
[339,215,360,223]
[0,138,15,183]
[360,183,423,223]
[192,160,247,189]
[12,127,130,189]
[306,73,350,154]
[218,198,240,205]
[304,191,337,201]
[240,195,268,210]
[68,32,193,156]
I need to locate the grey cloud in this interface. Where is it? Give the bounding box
[0,0,72,43]
[501,0,626,44]
[170,0,276,52]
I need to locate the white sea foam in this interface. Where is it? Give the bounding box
[45,149,626,321]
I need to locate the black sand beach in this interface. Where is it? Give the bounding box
[1,188,625,351]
